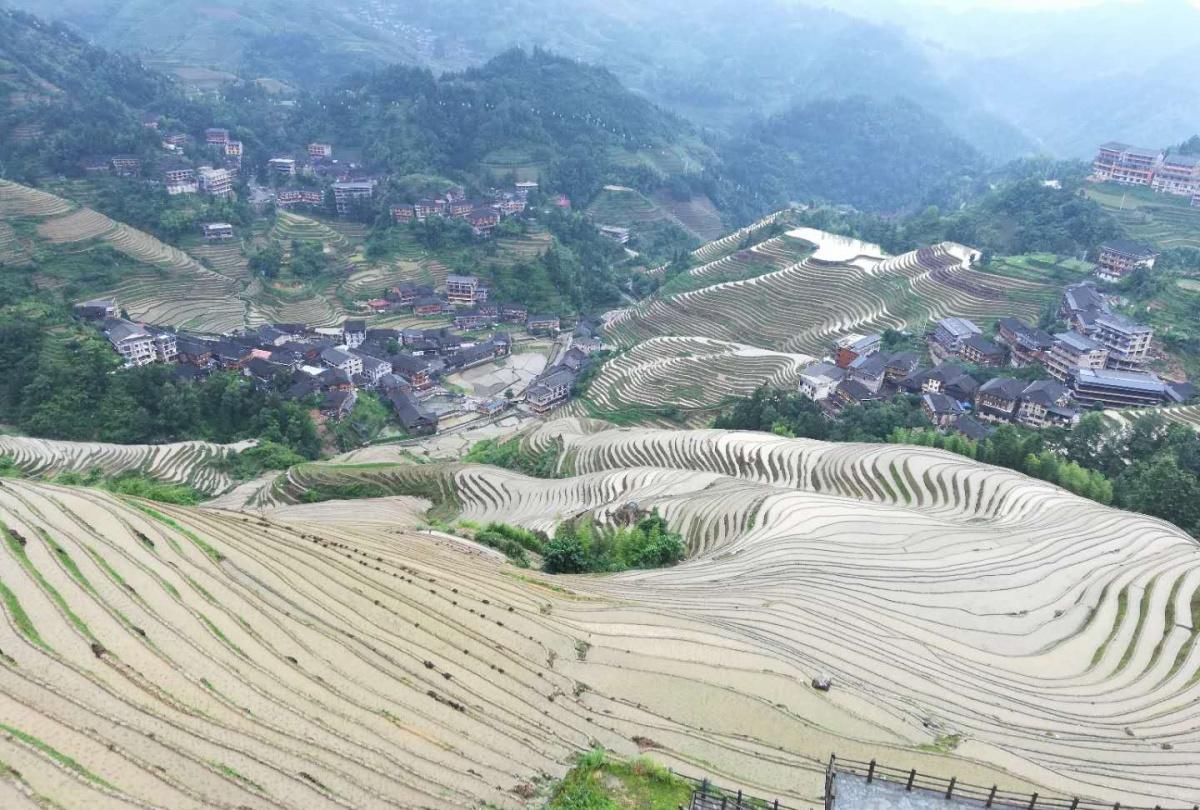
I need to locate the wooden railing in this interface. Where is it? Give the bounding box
[825,755,1198,810]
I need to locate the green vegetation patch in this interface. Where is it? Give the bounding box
[0,723,115,789]
[465,437,563,478]
[545,749,692,810]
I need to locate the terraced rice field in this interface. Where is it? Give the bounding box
[0,181,245,332]
[586,187,671,228]
[18,420,1195,805]
[608,232,1053,357]
[1086,184,1200,251]
[1105,404,1200,432]
[651,191,727,242]
[583,336,812,423]
[688,210,792,266]
[0,220,28,264]
[189,244,250,281]
[272,212,349,251]
[0,436,252,495]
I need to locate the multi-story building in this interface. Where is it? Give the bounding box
[74,298,117,320]
[151,330,178,363]
[445,275,481,306]
[468,207,500,236]
[276,190,324,208]
[1193,191,1200,209]
[320,347,363,377]
[104,319,156,367]
[1043,332,1109,382]
[526,368,576,414]
[391,204,416,223]
[1151,153,1200,196]
[414,199,446,220]
[268,157,297,177]
[1060,283,1110,333]
[224,140,243,159]
[163,163,197,195]
[1092,312,1153,370]
[205,128,230,145]
[995,317,1054,366]
[197,167,233,198]
[975,377,1025,423]
[834,333,882,369]
[1071,368,1172,408]
[110,155,141,176]
[799,362,845,401]
[1017,380,1078,428]
[201,222,234,241]
[308,143,333,159]
[332,180,375,215]
[342,319,366,349]
[1092,142,1162,186]
[1096,240,1159,282]
[929,317,981,360]
[527,315,561,336]
[846,354,888,394]
[959,334,1006,367]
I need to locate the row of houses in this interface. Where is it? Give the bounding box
[1092,142,1200,198]
[389,182,537,237]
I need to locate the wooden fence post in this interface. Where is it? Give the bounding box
[1069,799,1079,810]
[736,790,743,810]
[906,769,916,792]
[867,760,875,783]
[1028,792,1038,810]
[946,777,956,800]
[986,786,997,808]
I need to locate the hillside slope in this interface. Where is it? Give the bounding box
[3,419,1200,806]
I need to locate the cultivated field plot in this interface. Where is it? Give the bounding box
[0,436,252,495]
[607,231,1054,357]
[1105,404,1200,432]
[651,191,727,242]
[582,336,812,423]
[1086,184,1200,251]
[0,180,246,332]
[4,415,1200,806]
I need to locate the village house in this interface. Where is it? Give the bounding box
[502,303,529,323]
[995,317,1055,366]
[414,199,445,220]
[103,319,156,367]
[454,310,493,331]
[929,317,982,361]
[468,207,500,237]
[833,379,884,410]
[308,143,333,159]
[975,377,1026,423]
[413,296,447,317]
[161,132,189,149]
[515,180,538,198]
[74,298,117,320]
[175,337,214,367]
[1151,153,1200,196]
[1043,332,1109,382]
[332,180,376,215]
[391,355,436,390]
[525,368,576,414]
[1193,191,1200,209]
[846,354,888,394]
[110,155,141,176]
[951,414,994,442]
[224,140,243,159]
[163,162,196,185]
[388,391,438,435]
[321,389,357,421]
[799,362,846,401]
[318,367,353,392]
[268,157,297,177]
[598,225,631,244]
[491,331,512,357]
[1017,380,1078,428]
[342,319,366,349]
[205,128,230,146]
[201,222,234,241]
[834,333,882,369]
[197,167,233,198]
[959,334,1006,367]
[391,204,416,223]
[276,190,325,208]
[900,364,979,404]
[447,199,474,219]
[922,392,965,428]
[1096,240,1159,282]
[1091,142,1162,186]
[1060,283,1110,334]
[445,275,484,306]
[1091,312,1153,370]
[883,351,921,382]
[351,352,392,387]
[1071,368,1174,409]
[320,347,363,377]
[494,197,527,217]
[527,314,560,335]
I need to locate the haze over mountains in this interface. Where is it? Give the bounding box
[9,0,1200,160]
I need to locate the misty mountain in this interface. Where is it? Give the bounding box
[714,96,986,217]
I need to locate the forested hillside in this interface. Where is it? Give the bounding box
[713,96,986,216]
